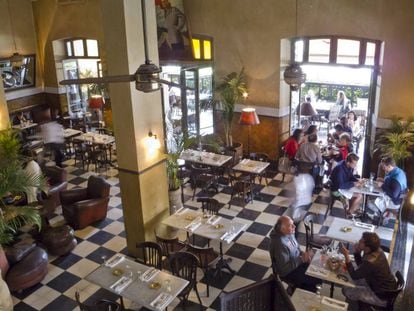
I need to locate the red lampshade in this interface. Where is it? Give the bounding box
[89,95,104,109]
[239,108,260,125]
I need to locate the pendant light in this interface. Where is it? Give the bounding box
[283,0,306,91]
[7,0,24,63]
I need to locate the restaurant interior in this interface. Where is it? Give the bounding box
[1,0,414,310]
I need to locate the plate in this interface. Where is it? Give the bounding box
[149,281,161,289]
[341,226,352,232]
[185,216,195,221]
[214,224,224,229]
[112,268,124,276]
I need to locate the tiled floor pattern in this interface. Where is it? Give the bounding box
[11,158,395,311]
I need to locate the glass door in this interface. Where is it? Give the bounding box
[62,59,83,115]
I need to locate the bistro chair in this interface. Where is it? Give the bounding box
[154,230,185,269]
[190,164,216,200]
[135,241,163,270]
[228,169,253,209]
[359,271,404,311]
[169,251,202,308]
[197,197,220,215]
[72,140,87,170]
[303,214,332,251]
[184,243,219,297]
[75,292,122,311]
[249,152,270,186]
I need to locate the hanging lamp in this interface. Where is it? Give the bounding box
[283,0,306,90]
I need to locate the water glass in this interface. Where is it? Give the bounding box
[101,255,108,266]
[164,279,172,292]
[125,265,133,279]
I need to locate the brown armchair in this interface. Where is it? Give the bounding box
[60,175,110,229]
[38,165,68,218]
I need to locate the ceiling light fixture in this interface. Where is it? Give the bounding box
[283,0,306,91]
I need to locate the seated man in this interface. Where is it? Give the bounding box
[330,153,363,216]
[269,216,320,292]
[340,232,397,307]
[327,124,344,145]
[367,156,407,222]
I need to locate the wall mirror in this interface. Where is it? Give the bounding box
[0,54,36,91]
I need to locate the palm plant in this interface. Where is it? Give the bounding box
[375,116,414,168]
[215,68,248,146]
[0,129,45,245]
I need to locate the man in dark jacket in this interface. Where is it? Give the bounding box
[269,216,320,292]
[330,153,363,216]
[340,232,397,306]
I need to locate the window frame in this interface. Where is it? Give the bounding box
[64,38,100,59]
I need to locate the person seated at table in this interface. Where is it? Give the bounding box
[336,133,353,161]
[367,157,407,223]
[303,125,318,143]
[339,116,353,138]
[269,216,321,292]
[284,129,304,160]
[347,111,360,132]
[12,111,28,125]
[327,124,344,145]
[295,133,323,186]
[330,153,363,217]
[340,232,397,307]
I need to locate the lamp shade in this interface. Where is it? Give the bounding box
[89,95,104,109]
[239,108,260,125]
[296,102,317,116]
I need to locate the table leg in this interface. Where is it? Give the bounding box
[330,282,335,298]
[213,242,235,278]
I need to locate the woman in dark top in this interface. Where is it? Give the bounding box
[340,232,397,307]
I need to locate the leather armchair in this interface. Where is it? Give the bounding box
[60,175,110,229]
[38,165,68,218]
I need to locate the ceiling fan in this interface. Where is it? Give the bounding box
[59,0,190,93]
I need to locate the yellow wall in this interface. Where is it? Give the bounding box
[184,0,414,119]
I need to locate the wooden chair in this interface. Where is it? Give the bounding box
[219,275,295,311]
[249,152,270,186]
[154,232,184,269]
[228,169,252,208]
[190,164,216,200]
[359,271,404,311]
[185,243,219,297]
[303,214,332,251]
[169,251,202,308]
[197,197,220,215]
[135,241,163,270]
[75,292,122,311]
[72,140,87,170]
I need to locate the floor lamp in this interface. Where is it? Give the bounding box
[239,108,260,156]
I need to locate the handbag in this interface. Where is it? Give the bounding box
[278,154,292,174]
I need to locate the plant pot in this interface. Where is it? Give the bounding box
[168,188,182,215]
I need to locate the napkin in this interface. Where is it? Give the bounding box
[308,265,329,277]
[354,222,375,232]
[150,292,174,310]
[321,297,348,310]
[207,215,221,225]
[175,207,186,215]
[220,231,238,244]
[105,255,125,268]
[184,221,202,232]
[139,267,160,282]
[110,276,132,293]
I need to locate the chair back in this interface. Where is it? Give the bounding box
[75,291,121,311]
[303,214,315,250]
[220,275,294,311]
[43,165,67,185]
[136,241,163,270]
[249,152,269,162]
[384,271,405,310]
[197,197,220,215]
[154,233,181,258]
[168,251,199,284]
[87,175,110,199]
[185,243,218,270]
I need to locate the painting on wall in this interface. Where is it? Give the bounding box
[0,55,36,91]
[155,0,193,61]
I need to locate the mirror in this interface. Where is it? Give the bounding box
[0,55,36,91]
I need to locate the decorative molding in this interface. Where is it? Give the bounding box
[44,86,66,94]
[5,87,43,101]
[234,104,290,118]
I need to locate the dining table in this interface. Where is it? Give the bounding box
[291,288,349,310]
[325,218,376,244]
[305,249,355,298]
[162,207,246,276]
[232,159,270,200]
[86,255,188,311]
[350,179,384,216]
[179,149,232,167]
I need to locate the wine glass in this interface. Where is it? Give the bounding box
[164,279,172,292]
[101,254,108,266]
[125,265,133,279]
[316,284,323,301]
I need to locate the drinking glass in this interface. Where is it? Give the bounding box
[316,284,323,301]
[125,265,133,279]
[101,255,108,266]
[164,279,172,292]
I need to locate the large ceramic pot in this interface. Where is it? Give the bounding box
[168,188,181,215]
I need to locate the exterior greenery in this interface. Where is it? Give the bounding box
[215,68,248,146]
[375,116,414,168]
[0,130,45,245]
[302,83,369,105]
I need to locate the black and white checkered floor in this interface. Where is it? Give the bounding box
[12,158,395,310]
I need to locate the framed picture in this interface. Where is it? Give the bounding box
[0,54,36,91]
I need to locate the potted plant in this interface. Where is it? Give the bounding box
[0,130,45,274]
[215,67,248,148]
[166,134,196,212]
[375,116,414,169]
